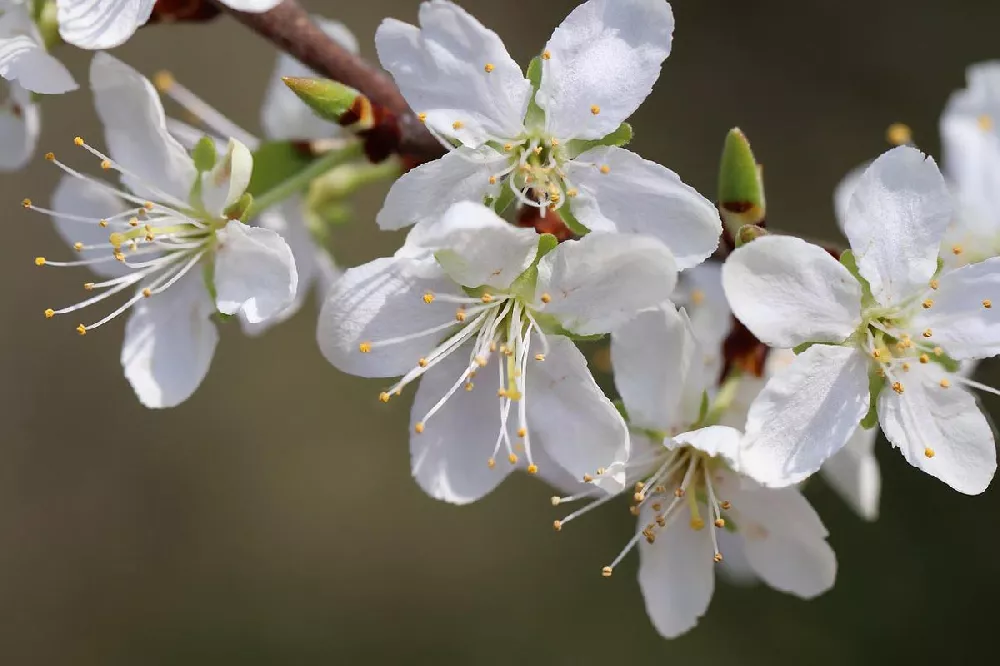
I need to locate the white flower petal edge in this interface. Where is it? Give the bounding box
[0,6,77,94]
[56,0,156,50]
[723,235,862,348]
[220,0,283,13]
[740,344,871,487]
[0,82,39,170]
[214,221,298,324]
[564,146,721,270]
[843,145,952,307]
[538,0,674,140]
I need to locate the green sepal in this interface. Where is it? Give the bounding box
[282,76,359,124]
[202,258,217,301]
[212,312,235,324]
[929,349,962,373]
[534,313,607,342]
[860,368,885,430]
[192,136,217,173]
[793,341,817,355]
[840,249,874,305]
[247,141,314,198]
[612,399,629,422]
[718,128,765,236]
[567,123,633,158]
[523,56,545,129]
[697,391,710,425]
[559,204,590,236]
[487,186,517,216]
[508,233,558,301]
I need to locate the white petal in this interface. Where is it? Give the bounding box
[374,0,530,147]
[909,257,1000,359]
[0,7,77,94]
[611,305,705,433]
[376,146,503,231]
[121,269,218,408]
[403,201,539,290]
[723,236,862,348]
[213,221,297,324]
[525,336,629,492]
[316,257,461,378]
[240,196,318,336]
[536,233,677,335]
[260,17,358,141]
[735,485,837,598]
[638,516,715,639]
[410,342,513,504]
[564,147,720,270]
[538,0,674,140]
[50,175,136,279]
[877,365,995,495]
[740,344,871,487]
[90,53,196,202]
[832,162,867,235]
[819,426,880,521]
[672,426,743,472]
[843,146,952,306]
[220,0,282,11]
[200,139,254,217]
[56,0,155,49]
[715,529,757,585]
[0,82,38,170]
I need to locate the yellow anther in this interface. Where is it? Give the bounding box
[481,293,494,303]
[940,378,951,388]
[34,257,45,266]
[952,244,964,255]
[484,63,495,73]
[979,114,994,131]
[892,381,904,394]
[358,342,372,353]
[985,299,993,309]
[674,487,685,498]
[70,241,83,252]
[690,518,705,531]
[886,123,912,145]
[713,552,724,563]
[128,217,139,227]
[540,292,552,304]
[582,474,594,483]
[44,308,54,319]
[550,496,561,506]
[142,288,152,298]
[508,453,518,465]
[902,362,911,371]
[922,299,934,309]
[143,201,154,210]
[599,164,611,174]
[44,152,55,161]
[73,136,84,146]
[919,353,929,363]
[930,279,939,290]
[871,349,881,359]
[418,358,428,368]
[414,422,425,434]
[418,113,427,123]
[475,355,487,367]
[633,492,645,503]
[714,518,726,528]
[422,292,435,304]
[527,464,538,475]
[21,198,31,208]
[924,447,935,458]
[114,252,125,262]
[153,70,175,92]
[629,505,641,516]
[83,283,94,291]
[922,328,933,338]
[517,427,527,438]
[934,346,943,356]
[379,392,390,403]
[552,520,563,533]
[100,159,112,170]
[503,143,513,152]
[497,388,507,398]
[464,382,474,391]
[550,138,559,146]
[549,192,561,203]
[534,353,545,362]
[487,458,496,469]
[455,310,467,322]
[488,175,497,185]
[720,500,732,510]
[533,145,543,155]
[452,120,465,130]
[655,515,666,527]
[590,105,601,115]
[99,219,108,228]
[542,50,551,60]
[76,324,87,336]
[109,231,125,248]
[567,188,578,198]
[601,566,612,578]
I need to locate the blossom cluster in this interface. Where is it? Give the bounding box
[11,0,1000,641]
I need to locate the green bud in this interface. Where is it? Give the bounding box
[192,136,217,172]
[735,224,766,247]
[282,77,371,128]
[718,128,765,237]
[224,193,254,222]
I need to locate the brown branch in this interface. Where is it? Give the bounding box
[210,0,444,163]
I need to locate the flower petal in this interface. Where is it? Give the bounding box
[0,7,77,94]
[376,146,503,230]
[909,256,1000,359]
[261,17,358,141]
[740,344,871,487]
[735,484,837,598]
[316,257,462,378]
[672,426,744,472]
[843,146,952,306]
[121,269,218,408]
[538,0,674,140]
[638,516,715,639]
[90,53,196,202]
[213,221,297,324]
[374,0,530,147]
[0,82,38,171]
[220,0,282,11]
[564,147,719,270]
[536,233,677,335]
[200,138,254,217]
[819,426,880,521]
[525,336,629,492]
[723,235,862,348]
[56,0,156,49]
[410,342,514,504]
[832,161,867,235]
[611,304,705,433]
[877,365,995,495]
[50,175,136,279]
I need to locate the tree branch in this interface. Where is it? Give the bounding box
[210,0,444,163]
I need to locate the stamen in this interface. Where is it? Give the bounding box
[154,71,259,149]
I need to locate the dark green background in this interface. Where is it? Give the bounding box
[3,0,998,663]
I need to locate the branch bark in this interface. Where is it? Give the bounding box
[210,0,444,163]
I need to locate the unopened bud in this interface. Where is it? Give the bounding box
[282,77,374,130]
[718,128,766,238]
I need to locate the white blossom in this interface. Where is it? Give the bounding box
[0,2,76,94]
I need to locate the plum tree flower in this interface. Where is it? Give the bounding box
[551,305,835,639]
[56,0,282,50]
[723,145,1000,494]
[0,2,76,94]
[318,201,680,503]
[29,53,297,408]
[373,0,720,270]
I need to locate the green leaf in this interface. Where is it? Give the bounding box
[247,141,314,198]
[192,136,217,172]
[567,123,633,157]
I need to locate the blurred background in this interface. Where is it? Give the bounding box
[3,0,999,663]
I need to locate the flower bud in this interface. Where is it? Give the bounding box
[282,77,374,131]
[718,128,765,239]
